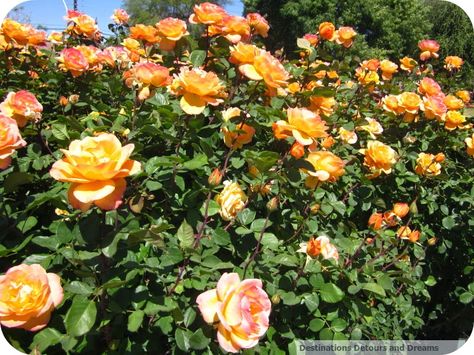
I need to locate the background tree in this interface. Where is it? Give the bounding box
[122,0,230,24]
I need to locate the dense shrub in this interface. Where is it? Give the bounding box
[0,3,473,353]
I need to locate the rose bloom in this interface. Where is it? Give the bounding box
[304,151,345,187]
[0,114,27,169]
[368,212,384,230]
[302,33,319,46]
[1,19,30,46]
[130,24,161,44]
[398,92,422,114]
[240,50,289,89]
[418,39,440,61]
[0,90,43,127]
[220,15,251,43]
[57,47,89,77]
[361,59,380,72]
[309,96,336,117]
[356,117,383,139]
[444,56,463,71]
[400,56,417,71]
[222,123,255,149]
[111,9,130,25]
[318,22,336,41]
[444,110,466,131]
[415,152,442,177]
[337,127,358,144]
[355,67,380,86]
[66,11,99,39]
[392,202,409,218]
[50,133,141,211]
[0,264,63,331]
[465,133,474,157]
[156,17,189,51]
[417,77,442,97]
[246,13,269,37]
[189,2,228,25]
[170,67,227,115]
[382,95,404,115]
[421,96,447,121]
[290,141,305,159]
[124,62,171,100]
[27,28,46,47]
[215,180,247,221]
[380,59,398,80]
[297,235,339,261]
[287,82,301,94]
[360,140,398,178]
[397,226,420,243]
[196,273,271,353]
[75,45,103,72]
[47,31,63,44]
[273,108,328,146]
[335,26,357,48]
[443,95,464,111]
[456,90,471,104]
[229,43,259,65]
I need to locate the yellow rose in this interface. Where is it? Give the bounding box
[215,180,247,221]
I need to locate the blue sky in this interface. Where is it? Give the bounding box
[9,0,244,34]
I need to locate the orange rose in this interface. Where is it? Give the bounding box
[361,59,380,72]
[124,62,171,100]
[66,10,99,39]
[400,56,417,71]
[189,2,228,25]
[337,127,358,144]
[415,152,442,176]
[240,51,289,89]
[0,90,43,127]
[290,142,305,159]
[443,95,464,111]
[444,56,464,71]
[47,31,63,44]
[222,123,255,149]
[335,26,357,48]
[381,95,402,115]
[418,39,440,61]
[417,77,442,97]
[356,117,383,139]
[246,13,269,38]
[130,24,161,44]
[156,17,189,50]
[57,47,89,77]
[1,19,35,46]
[196,273,271,353]
[304,151,345,186]
[444,110,466,131]
[360,141,398,178]
[273,107,328,146]
[298,235,339,261]
[456,90,471,104]
[321,135,335,149]
[229,43,259,65]
[50,133,141,211]
[170,67,227,115]
[220,16,251,43]
[308,96,336,117]
[0,114,27,169]
[398,92,422,114]
[368,212,384,230]
[355,67,380,86]
[318,22,336,41]
[421,96,447,121]
[111,9,130,25]
[303,33,319,46]
[380,60,398,80]
[465,133,474,157]
[392,203,409,218]
[0,264,63,331]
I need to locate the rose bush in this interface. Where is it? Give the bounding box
[0,2,473,353]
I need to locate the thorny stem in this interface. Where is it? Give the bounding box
[242,213,271,279]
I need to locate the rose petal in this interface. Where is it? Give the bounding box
[196,289,219,324]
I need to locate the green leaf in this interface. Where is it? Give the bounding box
[51,123,70,140]
[459,292,473,304]
[183,308,196,328]
[175,328,191,351]
[242,150,280,173]
[3,172,33,193]
[177,220,194,249]
[424,275,437,287]
[442,216,455,230]
[260,233,279,250]
[32,328,63,352]
[17,216,38,233]
[189,329,210,350]
[64,281,94,295]
[190,50,206,67]
[182,153,208,170]
[320,283,345,303]
[238,209,256,225]
[304,294,319,313]
[128,310,145,332]
[213,228,230,246]
[319,328,334,340]
[309,318,324,332]
[64,297,97,337]
[331,318,347,332]
[361,283,386,297]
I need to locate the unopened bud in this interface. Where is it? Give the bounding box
[208,168,223,186]
[271,294,281,304]
[434,153,445,162]
[59,96,68,106]
[427,237,438,246]
[68,94,79,104]
[310,204,320,214]
[129,196,144,213]
[248,165,260,178]
[266,197,279,212]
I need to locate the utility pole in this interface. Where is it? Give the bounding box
[73,0,78,11]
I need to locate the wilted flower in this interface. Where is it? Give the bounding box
[215,180,247,221]
[337,127,358,144]
[196,273,271,353]
[0,264,63,331]
[356,117,383,139]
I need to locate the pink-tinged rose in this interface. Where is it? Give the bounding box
[50,133,141,211]
[246,13,269,38]
[0,264,63,332]
[418,39,440,61]
[196,273,271,353]
[0,90,43,128]
[0,113,27,169]
[189,2,228,25]
[57,47,89,77]
[111,9,130,25]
